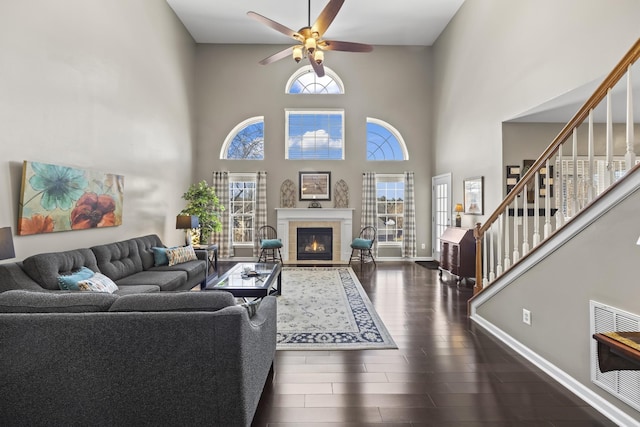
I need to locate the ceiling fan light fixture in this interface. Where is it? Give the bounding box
[313,49,324,64]
[293,46,303,62]
[304,37,316,53]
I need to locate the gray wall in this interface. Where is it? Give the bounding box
[0,0,197,259]
[194,44,435,257]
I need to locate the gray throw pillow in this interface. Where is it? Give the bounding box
[0,290,118,313]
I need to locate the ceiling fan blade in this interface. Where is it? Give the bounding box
[307,51,325,77]
[311,0,345,36]
[247,11,302,41]
[321,40,373,53]
[259,46,298,65]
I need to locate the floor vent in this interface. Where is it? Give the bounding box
[590,300,640,412]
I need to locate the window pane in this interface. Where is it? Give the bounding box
[376,179,404,244]
[366,119,408,161]
[287,111,344,160]
[287,66,344,94]
[229,179,257,244]
[224,119,264,160]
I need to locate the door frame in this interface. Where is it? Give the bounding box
[431,173,452,260]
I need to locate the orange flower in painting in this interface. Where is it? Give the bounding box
[20,214,54,235]
[70,192,116,229]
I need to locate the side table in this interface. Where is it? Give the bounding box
[193,244,218,277]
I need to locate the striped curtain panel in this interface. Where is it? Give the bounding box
[403,171,417,258]
[361,172,377,255]
[253,171,268,257]
[211,171,231,258]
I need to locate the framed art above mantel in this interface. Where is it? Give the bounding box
[299,171,331,201]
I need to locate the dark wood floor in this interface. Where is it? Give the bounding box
[236,261,616,426]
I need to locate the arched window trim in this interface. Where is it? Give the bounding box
[220,116,265,160]
[285,65,345,94]
[366,117,409,161]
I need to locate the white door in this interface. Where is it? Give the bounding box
[431,173,452,260]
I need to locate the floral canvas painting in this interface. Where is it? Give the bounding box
[18,161,124,235]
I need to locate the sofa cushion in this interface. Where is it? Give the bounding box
[0,290,118,313]
[166,246,197,266]
[108,291,236,312]
[114,270,187,291]
[91,239,143,281]
[148,260,206,285]
[0,263,47,292]
[77,272,119,293]
[260,239,282,249]
[57,266,95,290]
[22,249,99,290]
[115,285,161,295]
[133,234,167,270]
[351,238,373,249]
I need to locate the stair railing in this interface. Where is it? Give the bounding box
[473,38,640,296]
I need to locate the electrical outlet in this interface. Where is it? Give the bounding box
[421,243,426,249]
[522,308,531,325]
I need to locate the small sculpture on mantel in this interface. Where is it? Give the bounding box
[334,179,349,208]
[280,179,296,208]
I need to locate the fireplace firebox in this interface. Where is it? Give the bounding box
[296,227,333,261]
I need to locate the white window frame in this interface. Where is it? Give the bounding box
[229,173,257,246]
[285,109,345,160]
[376,174,404,246]
[220,116,264,160]
[366,117,409,161]
[285,65,345,94]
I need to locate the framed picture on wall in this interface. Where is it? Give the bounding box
[506,165,520,195]
[299,171,331,201]
[463,176,484,215]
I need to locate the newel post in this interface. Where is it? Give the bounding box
[473,222,483,295]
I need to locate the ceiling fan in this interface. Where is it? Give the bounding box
[247,0,373,77]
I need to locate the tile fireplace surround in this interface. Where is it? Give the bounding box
[276,208,354,263]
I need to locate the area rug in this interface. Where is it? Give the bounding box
[276,267,397,350]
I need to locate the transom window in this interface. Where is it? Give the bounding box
[220,116,264,160]
[285,109,344,160]
[366,118,408,161]
[376,175,404,244]
[229,174,256,245]
[286,65,344,94]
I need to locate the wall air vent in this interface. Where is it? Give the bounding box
[590,300,640,412]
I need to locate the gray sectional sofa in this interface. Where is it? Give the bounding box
[0,290,277,426]
[0,234,278,426]
[0,234,208,294]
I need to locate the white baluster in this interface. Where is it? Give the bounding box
[587,110,595,202]
[572,128,578,216]
[556,144,565,229]
[626,64,636,170]
[504,206,511,270]
[533,171,540,246]
[513,189,520,263]
[606,89,614,186]
[482,233,488,288]
[496,214,503,276]
[544,158,552,239]
[489,225,495,282]
[522,183,529,256]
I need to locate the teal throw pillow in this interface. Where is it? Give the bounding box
[152,246,171,266]
[351,238,373,249]
[58,267,95,291]
[261,238,282,249]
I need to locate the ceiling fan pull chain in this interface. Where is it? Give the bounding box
[308,0,311,27]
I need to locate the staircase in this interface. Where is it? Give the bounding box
[468,38,640,426]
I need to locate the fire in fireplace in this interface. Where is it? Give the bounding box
[296,227,332,261]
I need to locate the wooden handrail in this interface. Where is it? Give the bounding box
[474,37,640,292]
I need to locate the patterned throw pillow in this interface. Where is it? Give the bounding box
[151,246,179,266]
[166,245,198,266]
[58,267,95,291]
[77,272,119,293]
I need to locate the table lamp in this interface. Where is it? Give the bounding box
[176,215,199,246]
[454,204,464,227]
[0,226,16,261]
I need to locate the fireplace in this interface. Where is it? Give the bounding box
[296,227,333,261]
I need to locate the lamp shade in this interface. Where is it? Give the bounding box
[454,203,464,213]
[176,215,199,230]
[0,226,16,261]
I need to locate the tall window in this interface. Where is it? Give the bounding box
[366,118,408,161]
[376,175,404,244]
[286,65,344,94]
[229,174,256,245]
[220,117,264,160]
[286,109,344,160]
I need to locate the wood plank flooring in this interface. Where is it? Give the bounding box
[227,261,616,426]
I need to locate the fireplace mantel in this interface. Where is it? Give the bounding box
[276,208,354,262]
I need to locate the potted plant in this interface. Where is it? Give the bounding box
[180,180,224,245]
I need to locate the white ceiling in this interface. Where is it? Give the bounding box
[166,0,465,46]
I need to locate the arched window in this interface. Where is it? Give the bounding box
[366,118,408,161]
[286,65,344,94]
[220,116,264,160]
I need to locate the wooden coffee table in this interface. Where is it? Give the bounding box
[203,262,281,299]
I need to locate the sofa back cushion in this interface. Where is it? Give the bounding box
[0,290,118,313]
[22,249,99,290]
[133,234,165,270]
[0,263,44,292]
[109,291,235,312]
[91,240,143,281]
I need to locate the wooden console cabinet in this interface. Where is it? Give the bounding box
[439,227,475,283]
